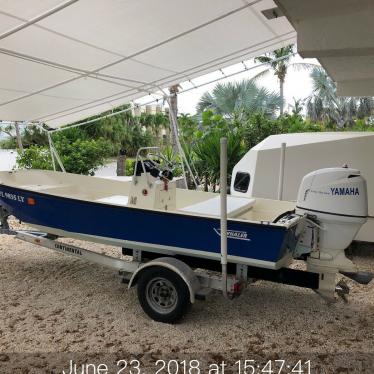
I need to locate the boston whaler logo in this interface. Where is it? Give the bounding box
[330,187,359,196]
[213,228,251,241]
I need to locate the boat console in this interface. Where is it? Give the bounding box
[128,147,177,211]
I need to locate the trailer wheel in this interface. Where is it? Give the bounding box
[137,266,191,323]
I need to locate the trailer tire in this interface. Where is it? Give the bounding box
[137,266,191,323]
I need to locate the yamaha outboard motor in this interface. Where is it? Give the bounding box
[295,167,370,296]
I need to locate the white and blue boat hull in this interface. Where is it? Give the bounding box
[0,183,299,269]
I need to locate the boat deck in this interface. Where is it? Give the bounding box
[0,169,296,223]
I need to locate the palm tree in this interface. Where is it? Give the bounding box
[253,45,315,115]
[169,84,180,152]
[357,98,374,119]
[197,79,282,118]
[306,66,374,128]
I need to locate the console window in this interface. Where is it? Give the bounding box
[233,172,250,193]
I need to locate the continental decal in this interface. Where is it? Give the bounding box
[54,243,82,256]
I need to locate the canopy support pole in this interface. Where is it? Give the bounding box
[47,132,56,171]
[162,92,198,190]
[47,131,65,173]
[0,0,79,41]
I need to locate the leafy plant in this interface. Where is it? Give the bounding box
[17,138,111,175]
[16,146,53,170]
[197,80,282,118]
[161,145,183,177]
[193,128,243,192]
[0,137,17,149]
[125,158,135,176]
[57,138,111,175]
[22,125,49,147]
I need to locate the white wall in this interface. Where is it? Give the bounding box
[0,149,17,171]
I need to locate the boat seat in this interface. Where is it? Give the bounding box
[96,195,129,206]
[179,196,255,218]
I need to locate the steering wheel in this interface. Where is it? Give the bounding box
[147,152,175,180]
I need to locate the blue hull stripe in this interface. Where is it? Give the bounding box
[0,185,290,262]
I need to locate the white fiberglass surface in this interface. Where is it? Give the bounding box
[0,170,296,223]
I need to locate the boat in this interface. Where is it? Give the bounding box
[0,168,300,270]
[0,147,372,322]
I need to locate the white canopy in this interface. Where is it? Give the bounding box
[0,0,295,128]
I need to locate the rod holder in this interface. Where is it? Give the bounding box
[277,142,286,200]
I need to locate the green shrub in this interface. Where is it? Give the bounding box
[242,113,281,149]
[125,158,135,176]
[193,129,243,191]
[16,146,53,170]
[17,138,112,175]
[121,125,153,157]
[350,119,374,132]
[0,137,17,149]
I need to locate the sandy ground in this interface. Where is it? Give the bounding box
[1,218,374,373]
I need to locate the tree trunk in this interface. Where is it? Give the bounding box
[116,149,126,176]
[279,78,284,116]
[14,122,23,151]
[337,117,345,129]
[204,175,209,192]
[168,85,180,153]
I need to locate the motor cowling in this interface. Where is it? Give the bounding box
[296,167,368,220]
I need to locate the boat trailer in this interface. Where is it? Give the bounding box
[2,206,365,323]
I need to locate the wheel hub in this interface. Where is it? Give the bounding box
[146,277,178,314]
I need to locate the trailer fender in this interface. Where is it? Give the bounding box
[128,257,200,303]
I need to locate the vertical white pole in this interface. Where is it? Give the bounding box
[220,137,228,297]
[167,99,197,189]
[157,87,198,189]
[277,142,286,200]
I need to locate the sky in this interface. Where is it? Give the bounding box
[134,54,319,116]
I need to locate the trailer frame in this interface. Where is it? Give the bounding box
[0,211,326,323]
